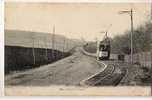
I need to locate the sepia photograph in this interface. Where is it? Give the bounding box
[4,2,152,96]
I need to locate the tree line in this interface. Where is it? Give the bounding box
[111,21,152,55]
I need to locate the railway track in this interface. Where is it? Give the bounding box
[81,47,126,86]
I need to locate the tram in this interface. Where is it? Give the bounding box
[97,37,110,60]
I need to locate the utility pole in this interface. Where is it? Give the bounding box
[63,37,66,53]
[151,2,152,21]
[44,36,48,60]
[37,37,39,48]
[105,32,107,37]
[119,8,134,64]
[130,9,134,64]
[32,33,36,65]
[52,25,55,59]
[66,36,69,52]
[63,37,65,53]
[96,39,99,60]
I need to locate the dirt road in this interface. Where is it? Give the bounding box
[5,47,105,86]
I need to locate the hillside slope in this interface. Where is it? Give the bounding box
[5,30,82,52]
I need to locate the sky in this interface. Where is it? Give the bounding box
[5,3,151,41]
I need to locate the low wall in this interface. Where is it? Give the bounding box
[5,46,70,74]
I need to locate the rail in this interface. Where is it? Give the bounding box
[80,46,126,86]
[80,47,109,86]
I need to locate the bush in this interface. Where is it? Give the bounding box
[111,22,152,54]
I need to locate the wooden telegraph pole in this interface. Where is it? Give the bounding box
[32,33,36,65]
[44,36,48,60]
[119,8,134,64]
[52,25,55,59]
[130,8,134,64]
[62,36,66,57]
[151,2,152,21]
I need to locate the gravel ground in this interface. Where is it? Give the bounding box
[103,60,151,86]
[6,47,150,86]
[5,47,105,86]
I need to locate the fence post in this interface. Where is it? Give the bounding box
[32,33,36,65]
[151,52,152,69]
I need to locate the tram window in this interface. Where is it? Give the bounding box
[100,45,107,51]
[99,45,104,50]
